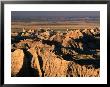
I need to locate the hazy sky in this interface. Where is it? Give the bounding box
[11,11,100,18]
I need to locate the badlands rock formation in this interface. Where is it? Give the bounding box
[11,49,24,76]
[11,28,100,77]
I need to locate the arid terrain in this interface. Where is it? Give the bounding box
[11,20,100,77]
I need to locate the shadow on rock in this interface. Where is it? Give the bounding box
[16,49,39,77]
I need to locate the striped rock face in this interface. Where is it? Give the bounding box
[11,49,24,76]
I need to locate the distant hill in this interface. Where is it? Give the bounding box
[11,16,100,22]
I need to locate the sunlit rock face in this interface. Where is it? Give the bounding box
[64,30,83,39]
[11,49,24,76]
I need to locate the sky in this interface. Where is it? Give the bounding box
[11,11,100,18]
